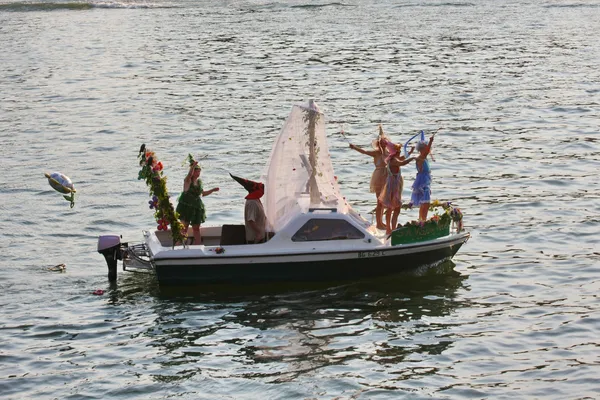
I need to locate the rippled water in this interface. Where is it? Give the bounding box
[1,0,599,398]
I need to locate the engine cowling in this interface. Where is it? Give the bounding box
[97,235,123,282]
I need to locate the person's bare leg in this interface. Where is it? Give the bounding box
[385,208,392,235]
[391,207,400,230]
[374,190,385,229]
[192,224,201,245]
[419,203,429,221]
[376,201,385,229]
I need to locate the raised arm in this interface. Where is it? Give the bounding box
[417,135,435,161]
[425,132,437,155]
[349,143,379,157]
[182,162,197,192]
[186,161,198,178]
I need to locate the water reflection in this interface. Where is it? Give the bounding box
[102,271,160,306]
[112,262,469,383]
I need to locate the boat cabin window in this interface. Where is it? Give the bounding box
[291,218,365,242]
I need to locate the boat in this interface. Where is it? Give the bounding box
[97,100,470,286]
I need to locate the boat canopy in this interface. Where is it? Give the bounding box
[263,101,351,233]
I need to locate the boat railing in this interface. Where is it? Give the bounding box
[123,243,153,272]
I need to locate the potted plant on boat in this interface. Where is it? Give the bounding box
[391,201,464,245]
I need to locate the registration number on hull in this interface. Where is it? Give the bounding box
[358,250,383,258]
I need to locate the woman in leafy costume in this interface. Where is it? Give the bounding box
[176,156,219,244]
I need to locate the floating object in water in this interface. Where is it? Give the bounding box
[44,172,76,208]
[92,289,105,296]
[45,172,75,194]
[48,263,66,272]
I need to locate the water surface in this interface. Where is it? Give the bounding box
[1,0,599,398]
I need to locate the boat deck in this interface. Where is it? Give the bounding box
[153,225,252,247]
[152,223,389,248]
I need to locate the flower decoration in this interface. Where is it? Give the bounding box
[449,207,464,232]
[400,200,464,233]
[138,144,186,245]
[152,161,164,173]
[449,207,463,222]
[157,218,169,231]
[148,195,158,209]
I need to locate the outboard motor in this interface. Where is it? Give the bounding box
[98,235,124,282]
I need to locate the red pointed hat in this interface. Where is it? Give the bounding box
[230,173,264,199]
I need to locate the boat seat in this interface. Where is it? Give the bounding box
[220,224,247,246]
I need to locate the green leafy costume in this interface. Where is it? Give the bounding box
[176,180,206,225]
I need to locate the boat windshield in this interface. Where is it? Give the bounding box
[262,101,350,233]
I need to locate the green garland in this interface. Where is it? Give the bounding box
[137,144,186,246]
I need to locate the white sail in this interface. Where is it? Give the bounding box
[262,100,350,233]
